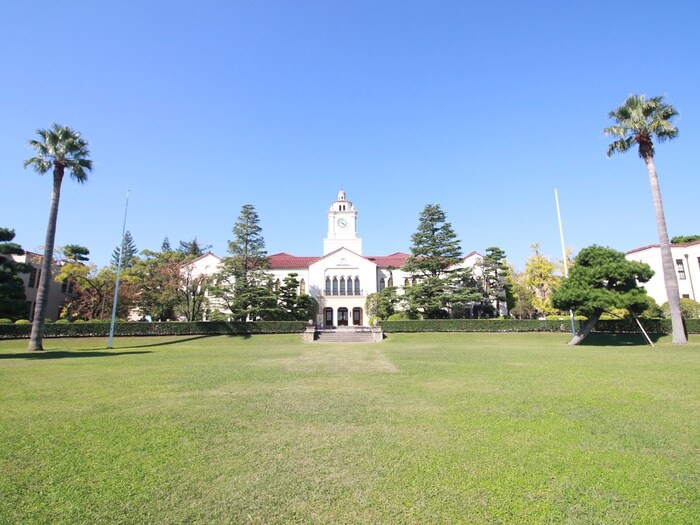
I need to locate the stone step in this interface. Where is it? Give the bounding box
[314,329,376,343]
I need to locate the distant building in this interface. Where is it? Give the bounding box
[11,252,75,321]
[187,190,503,325]
[626,240,700,305]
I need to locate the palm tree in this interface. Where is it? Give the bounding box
[24,124,93,350]
[604,94,687,344]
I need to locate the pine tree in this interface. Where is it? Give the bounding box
[210,205,278,321]
[402,204,478,318]
[0,228,30,320]
[111,231,138,268]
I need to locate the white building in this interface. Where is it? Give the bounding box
[626,240,700,305]
[189,190,497,326]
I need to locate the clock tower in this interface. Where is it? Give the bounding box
[323,190,362,255]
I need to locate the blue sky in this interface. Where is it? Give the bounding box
[2,1,699,271]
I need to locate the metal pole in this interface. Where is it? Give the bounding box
[555,189,576,337]
[107,191,130,349]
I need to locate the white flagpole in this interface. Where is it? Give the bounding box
[107,190,130,349]
[555,189,576,337]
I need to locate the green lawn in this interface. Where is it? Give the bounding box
[1,333,699,524]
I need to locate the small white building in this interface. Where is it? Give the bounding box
[626,240,700,305]
[190,190,500,325]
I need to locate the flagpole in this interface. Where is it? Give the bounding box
[107,190,130,349]
[555,189,576,337]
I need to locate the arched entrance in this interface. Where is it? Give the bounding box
[324,307,333,327]
[337,307,349,326]
[352,307,363,326]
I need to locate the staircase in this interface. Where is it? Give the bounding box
[313,326,380,343]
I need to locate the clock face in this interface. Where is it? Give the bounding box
[337,218,348,229]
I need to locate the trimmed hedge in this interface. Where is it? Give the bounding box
[0,320,309,340]
[1,318,698,340]
[381,318,700,334]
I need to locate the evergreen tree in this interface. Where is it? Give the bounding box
[62,244,90,262]
[111,230,138,268]
[552,245,654,345]
[161,236,172,252]
[0,228,30,320]
[480,246,510,317]
[178,237,211,257]
[210,205,278,321]
[402,204,477,318]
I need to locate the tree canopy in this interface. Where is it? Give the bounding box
[552,245,654,345]
[23,124,93,350]
[0,228,29,320]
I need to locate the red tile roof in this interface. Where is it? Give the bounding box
[268,252,321,269]
[365,252,411,268]
[268,251,412,269]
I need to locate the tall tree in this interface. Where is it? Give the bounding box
[480,246,510,317]
[111,230,138,268]
[210,205,276,321]
[62,244,90,262]
[552,245,654,345]
[604,94,686,344]
[178,237,211,257]
[0,228,30,320]
[523,244,559,317]
[24,124,93,350]
[129,249,183,321]
[402,204,474,318]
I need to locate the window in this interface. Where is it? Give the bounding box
[379,277,385,292]
[28,267,37,288]
[332,277,338,295]
[346,276,353,295]
[340,277,346,295]
[404,278,410,287]
[355,277,360,295]
[676,259,686,280]
[274,279,281,290]
[325,277,331,295]
[300,279,305,295]
[682,294,690,299]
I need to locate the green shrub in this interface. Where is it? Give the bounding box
[0,319,12,325]
[55,319,71,324]
[0,320,309,339]
[15,319,30,325]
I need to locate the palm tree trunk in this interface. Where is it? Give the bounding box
[28,169,64,351]
[644,156,687,344]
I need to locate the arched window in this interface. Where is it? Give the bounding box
[332,277,338,295]
[340,277,346,295]
[379,277,385,292]
[325,277,331,295]
[354,277,360,295]
[404,278,410,287]
[274,279,281,291]
[300,279,305,295]
[346,276,353,295]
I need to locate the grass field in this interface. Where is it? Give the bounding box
[1,333,699,524]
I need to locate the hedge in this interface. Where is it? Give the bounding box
[380,318,700,334]
[1,318,698,340]
[0,320,309,340]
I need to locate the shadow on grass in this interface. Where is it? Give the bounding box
[0,350,153,360]
[111,334,219,349]
[578,332,664,346]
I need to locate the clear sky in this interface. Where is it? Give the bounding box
[2,1,699,271]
